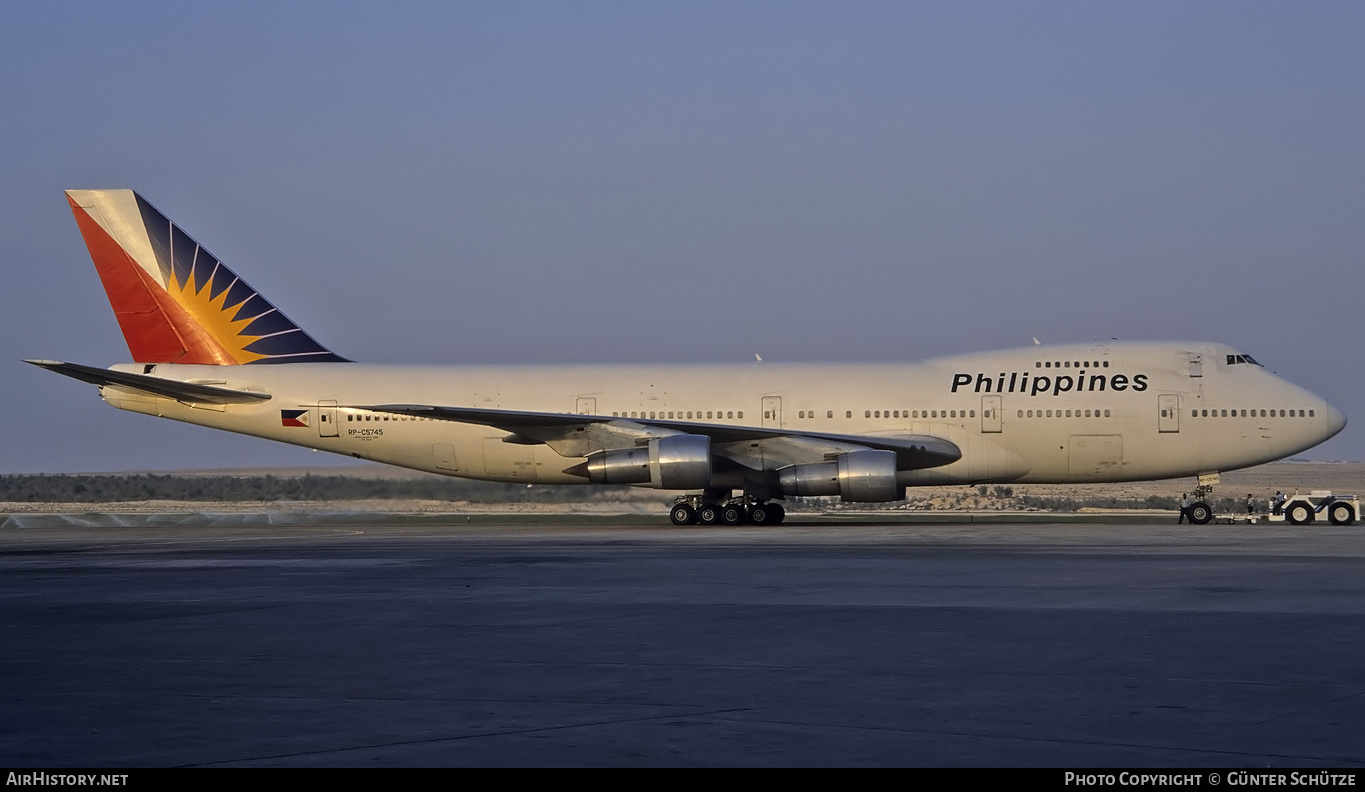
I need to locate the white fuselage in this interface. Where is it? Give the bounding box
[99,341,1345,488]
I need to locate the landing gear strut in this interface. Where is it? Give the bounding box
[1186,475,1218,525]
[669,494,785,526]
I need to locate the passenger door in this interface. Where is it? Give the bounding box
[981,395,1002,433]
[1158,394,1180,433]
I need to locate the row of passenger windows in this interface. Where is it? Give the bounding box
[612,410,743,420]
[1192,409,1312,418]
[341,407,1311,424]
[1037,360,1109,369]
[609,409,986,421]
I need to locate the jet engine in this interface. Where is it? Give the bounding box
[581,434,712,489]
[778,449,903,502]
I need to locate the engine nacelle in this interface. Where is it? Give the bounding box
[583,434,712,489]
[778,449,903,502]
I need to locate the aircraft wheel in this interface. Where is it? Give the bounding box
[748,504,770,525]
[697,505,721,525]
[1286,502,1314,525]
[1328,502,1355,526]
[721,505,746,525]
[670,504,697,525]
[1189,502,1214,525]
[768,503,786,524]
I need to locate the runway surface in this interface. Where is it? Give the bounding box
[2,516,1363,767]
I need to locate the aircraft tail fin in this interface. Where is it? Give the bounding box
[64,189,347,364]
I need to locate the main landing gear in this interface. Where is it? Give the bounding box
[669,495,786,526]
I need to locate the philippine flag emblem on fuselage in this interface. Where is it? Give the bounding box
[281,409,310,427]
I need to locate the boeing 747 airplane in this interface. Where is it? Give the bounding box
[30,189,1348,525]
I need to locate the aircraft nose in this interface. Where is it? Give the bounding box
[1323,400,1347,440]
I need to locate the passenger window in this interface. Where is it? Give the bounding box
[1017,410,1024,418]
[1310,410,1315,417]
[826,411,832,418]
[970,410,975,417]
[1104,410,1110,417]
[865,411,871,418]
[846,411,852,418]
[727,411,733,419]
[737,411,743,419]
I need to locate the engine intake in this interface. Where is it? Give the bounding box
[582,434,712,490]
[778,449,903,502]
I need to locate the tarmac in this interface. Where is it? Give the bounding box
[2,513,1363,767]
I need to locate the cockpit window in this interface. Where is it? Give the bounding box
[1226,354,1263,366]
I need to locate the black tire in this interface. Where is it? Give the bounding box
[1189,502,1213,525]
[768,503,786,524]
[721,505,746,525]
[670,504,696,526]
[748,505,770,525]
[1328,502,1355,526]
[697,505,721,525]
[1286,502,1314,525]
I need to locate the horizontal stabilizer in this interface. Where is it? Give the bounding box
[25,360,272,404]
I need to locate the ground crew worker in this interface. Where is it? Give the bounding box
[1247,494,1256,515]
[1178,493,1191,524]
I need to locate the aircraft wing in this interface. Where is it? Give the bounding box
[359,403,960,471]
[25,360,272,405]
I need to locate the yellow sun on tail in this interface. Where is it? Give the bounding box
[170,275,267,364]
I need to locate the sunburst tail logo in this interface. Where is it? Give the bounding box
[65,189,348,365]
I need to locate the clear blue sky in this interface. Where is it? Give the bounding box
[2,1,1362,472]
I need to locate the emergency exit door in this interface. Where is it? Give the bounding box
[761,396,782,428]
[981,395,1002,433]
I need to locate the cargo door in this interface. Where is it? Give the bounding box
[1069,435,1124,477]
[432,443,458,472]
